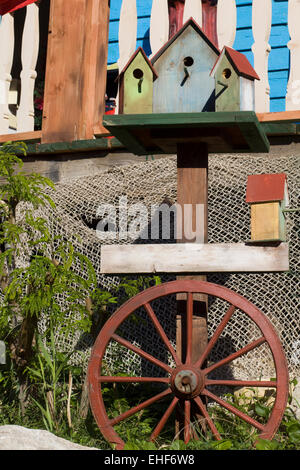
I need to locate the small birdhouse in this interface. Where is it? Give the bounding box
[246,173,289,243]
[210,46,260,112]
[151,18,220,113]
[118,47,158,114]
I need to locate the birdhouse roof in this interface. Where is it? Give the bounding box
[211,46,260,81]
[151,17,220,65]
[246,173,289,205]
[118,47,158,81]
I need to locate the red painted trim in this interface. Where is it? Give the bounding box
[246,173,288,203]
[0,0,37,15]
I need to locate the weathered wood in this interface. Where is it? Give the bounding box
[100,243,289,274]
[42,0,109,143]
[152,20,218,114]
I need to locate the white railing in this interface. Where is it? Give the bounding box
[0,2,40,135]
[116,0,300,114]
[1,0,300,136]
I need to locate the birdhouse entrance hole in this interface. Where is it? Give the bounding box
[183,56,194,67]
[222,68,232,79]
[133,68,144,93]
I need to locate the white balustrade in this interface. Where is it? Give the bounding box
[286,0,300,110]
[217,0,237,49]
[0,13,15,134]
[251,0,272,113]
[149,0,169,57]
[17,2,40,132]
[0,4,40,135]
[118,0,137,72]
[183,0,203,26]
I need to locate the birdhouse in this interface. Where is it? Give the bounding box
[118,47,158,114]
[246,173,289,243]
[210,46,260,112]
[151,18,220,113]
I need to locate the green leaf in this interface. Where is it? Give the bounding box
[213,439,233,450]
[169,440,187,450]
[255,403,270,418]
[287,422,300,443]
[255,439,279,450]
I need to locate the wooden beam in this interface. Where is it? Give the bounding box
[0,131,42,144]
[257,110,300,123]
[42,0,110,143]
[100,243,289,274]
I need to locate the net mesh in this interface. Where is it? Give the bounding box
[31,151,299,381]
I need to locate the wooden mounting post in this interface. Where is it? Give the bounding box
[42,0,110,143]
[176,142,209,435]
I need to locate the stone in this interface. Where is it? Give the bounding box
[0,425,99,450]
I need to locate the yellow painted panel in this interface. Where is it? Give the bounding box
[251,202,280,241]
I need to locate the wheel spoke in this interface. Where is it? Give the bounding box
[112,333,172,374]
[193,396,222,440]
[110,387,172,426]
[144,302,181,366]
[203,336,266,375]
[150,396,179,441]
[185,292,193,364]
[206,379,277,388]
[184,400,191,443]
[99,376,170,384]
[195,304,235,368]
[202,388,265,431]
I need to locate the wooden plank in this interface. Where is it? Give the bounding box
[0,131,42,144]
[42,0,110,143]
[257,111,300,123]
[100,243,289,274]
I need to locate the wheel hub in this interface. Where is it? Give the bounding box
[171,367,204,398]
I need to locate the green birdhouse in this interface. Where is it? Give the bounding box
[118,47,158,115]
[211,46,260,112]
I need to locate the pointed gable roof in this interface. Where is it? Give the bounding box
[151,17,220,65]
[118,47,158,81]
[211,46,260,81]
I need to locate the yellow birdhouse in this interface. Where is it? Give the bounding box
[118,47,158,114]
[246,173,289,243]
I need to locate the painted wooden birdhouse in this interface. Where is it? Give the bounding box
[246,173,289,243]
[118,47,158,114]
[151,18,220,113]
[210,46,260,112]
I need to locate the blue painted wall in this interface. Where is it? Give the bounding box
[108,0,290,111]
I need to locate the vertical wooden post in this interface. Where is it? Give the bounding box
[42,0,110,143]
[176,143,208,362]
[176,142,208,436]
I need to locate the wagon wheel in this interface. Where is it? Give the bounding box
[88,280,289,450]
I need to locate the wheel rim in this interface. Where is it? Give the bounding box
[88,280,289,450]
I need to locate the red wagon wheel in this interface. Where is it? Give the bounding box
[88,280,289,449]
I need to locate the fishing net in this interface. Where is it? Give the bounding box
[31,150,299,381]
